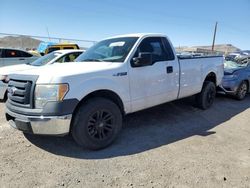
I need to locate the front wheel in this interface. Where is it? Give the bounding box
[235,81,248,100]
[72,97,122,150]
[196,81,216,110]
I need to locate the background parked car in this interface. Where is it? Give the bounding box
[0,49,84,101]
[0,48,39,67]
[225,51,250,61]
[218,60,250,100]
[242,50,250,56]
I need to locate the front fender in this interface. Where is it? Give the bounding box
[64,77,131,113]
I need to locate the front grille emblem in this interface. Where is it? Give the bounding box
[7,86,17,96]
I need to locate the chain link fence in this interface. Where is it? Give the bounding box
[0,33,96,51]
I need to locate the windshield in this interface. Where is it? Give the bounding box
[224,60,248,69]
[75,37,139,62]
[30,51,62,66]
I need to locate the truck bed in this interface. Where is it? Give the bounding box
[177,55,224,99]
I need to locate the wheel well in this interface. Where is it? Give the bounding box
[204,72,216,85]
[74,90,125,115]
[243,80,249,92]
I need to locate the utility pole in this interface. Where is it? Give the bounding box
[212,22,218,51]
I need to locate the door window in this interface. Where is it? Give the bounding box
[3,49,21,58]
[162,37,175,60]
[135,37,168,63]
[47,47,60,53]
[56,52,82,63]
[3,49,33,58]
[63,47,74,49]
[20,51,33,57]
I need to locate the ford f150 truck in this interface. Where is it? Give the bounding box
[5,33,224,150]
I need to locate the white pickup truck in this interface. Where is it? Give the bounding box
[5,33,224,150]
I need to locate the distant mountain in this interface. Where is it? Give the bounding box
[0,36,42,50]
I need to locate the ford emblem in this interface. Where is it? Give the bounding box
[7,86,17,96]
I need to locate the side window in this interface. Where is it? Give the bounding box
[136,37,168,63]
[71,52,82,61]
[3,49,22,58]
[162,37,175,60]
[56,55,66,63]
[0,49,2,57]
[56,52,81,63]
[63,47,74,50]
[47,47,60,53]
[20,51,33,57]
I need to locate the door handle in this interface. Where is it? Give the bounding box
[166,66,173,73]
[19,58,25,60]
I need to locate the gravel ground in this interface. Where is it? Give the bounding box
[0,95,250,188]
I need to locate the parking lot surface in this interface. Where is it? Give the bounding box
[0,95,250,188]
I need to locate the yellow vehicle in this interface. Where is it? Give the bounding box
[37,42,80,55]
[45,43,80,55]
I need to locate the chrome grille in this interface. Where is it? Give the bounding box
[8,79,32,108]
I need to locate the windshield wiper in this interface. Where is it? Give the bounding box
[81,58,104,62]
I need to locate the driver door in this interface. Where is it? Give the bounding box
[128,37,179,112]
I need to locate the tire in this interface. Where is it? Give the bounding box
[235,81,248,100]
[196,81,216,110]
[72,97,122,150]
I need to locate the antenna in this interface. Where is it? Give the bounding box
[212,22,218,51]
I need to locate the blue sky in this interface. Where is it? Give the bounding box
[1,0,250,49]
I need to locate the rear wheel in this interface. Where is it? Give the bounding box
[235,81,248,100]
[72,97,122,150]
[196,81,216,110]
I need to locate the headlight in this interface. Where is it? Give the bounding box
[35,84,69,108]
[224,74,237,79]
[224,72,239,79]
[0,75,9,83]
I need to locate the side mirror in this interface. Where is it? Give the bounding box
[132,52,152,67]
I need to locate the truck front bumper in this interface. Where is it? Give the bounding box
[217,84,237,94]
[217,78,239,95]
[6,108,71,135]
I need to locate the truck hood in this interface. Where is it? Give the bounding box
[0,64,35,75]
[224,67,245,75]
[12,61,122,83]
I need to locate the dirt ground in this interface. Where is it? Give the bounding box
[0,95,250,188]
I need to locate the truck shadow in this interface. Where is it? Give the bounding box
[25,95,250,159]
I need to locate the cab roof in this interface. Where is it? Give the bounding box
[52,49,85,54]
[105,33,167,39]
